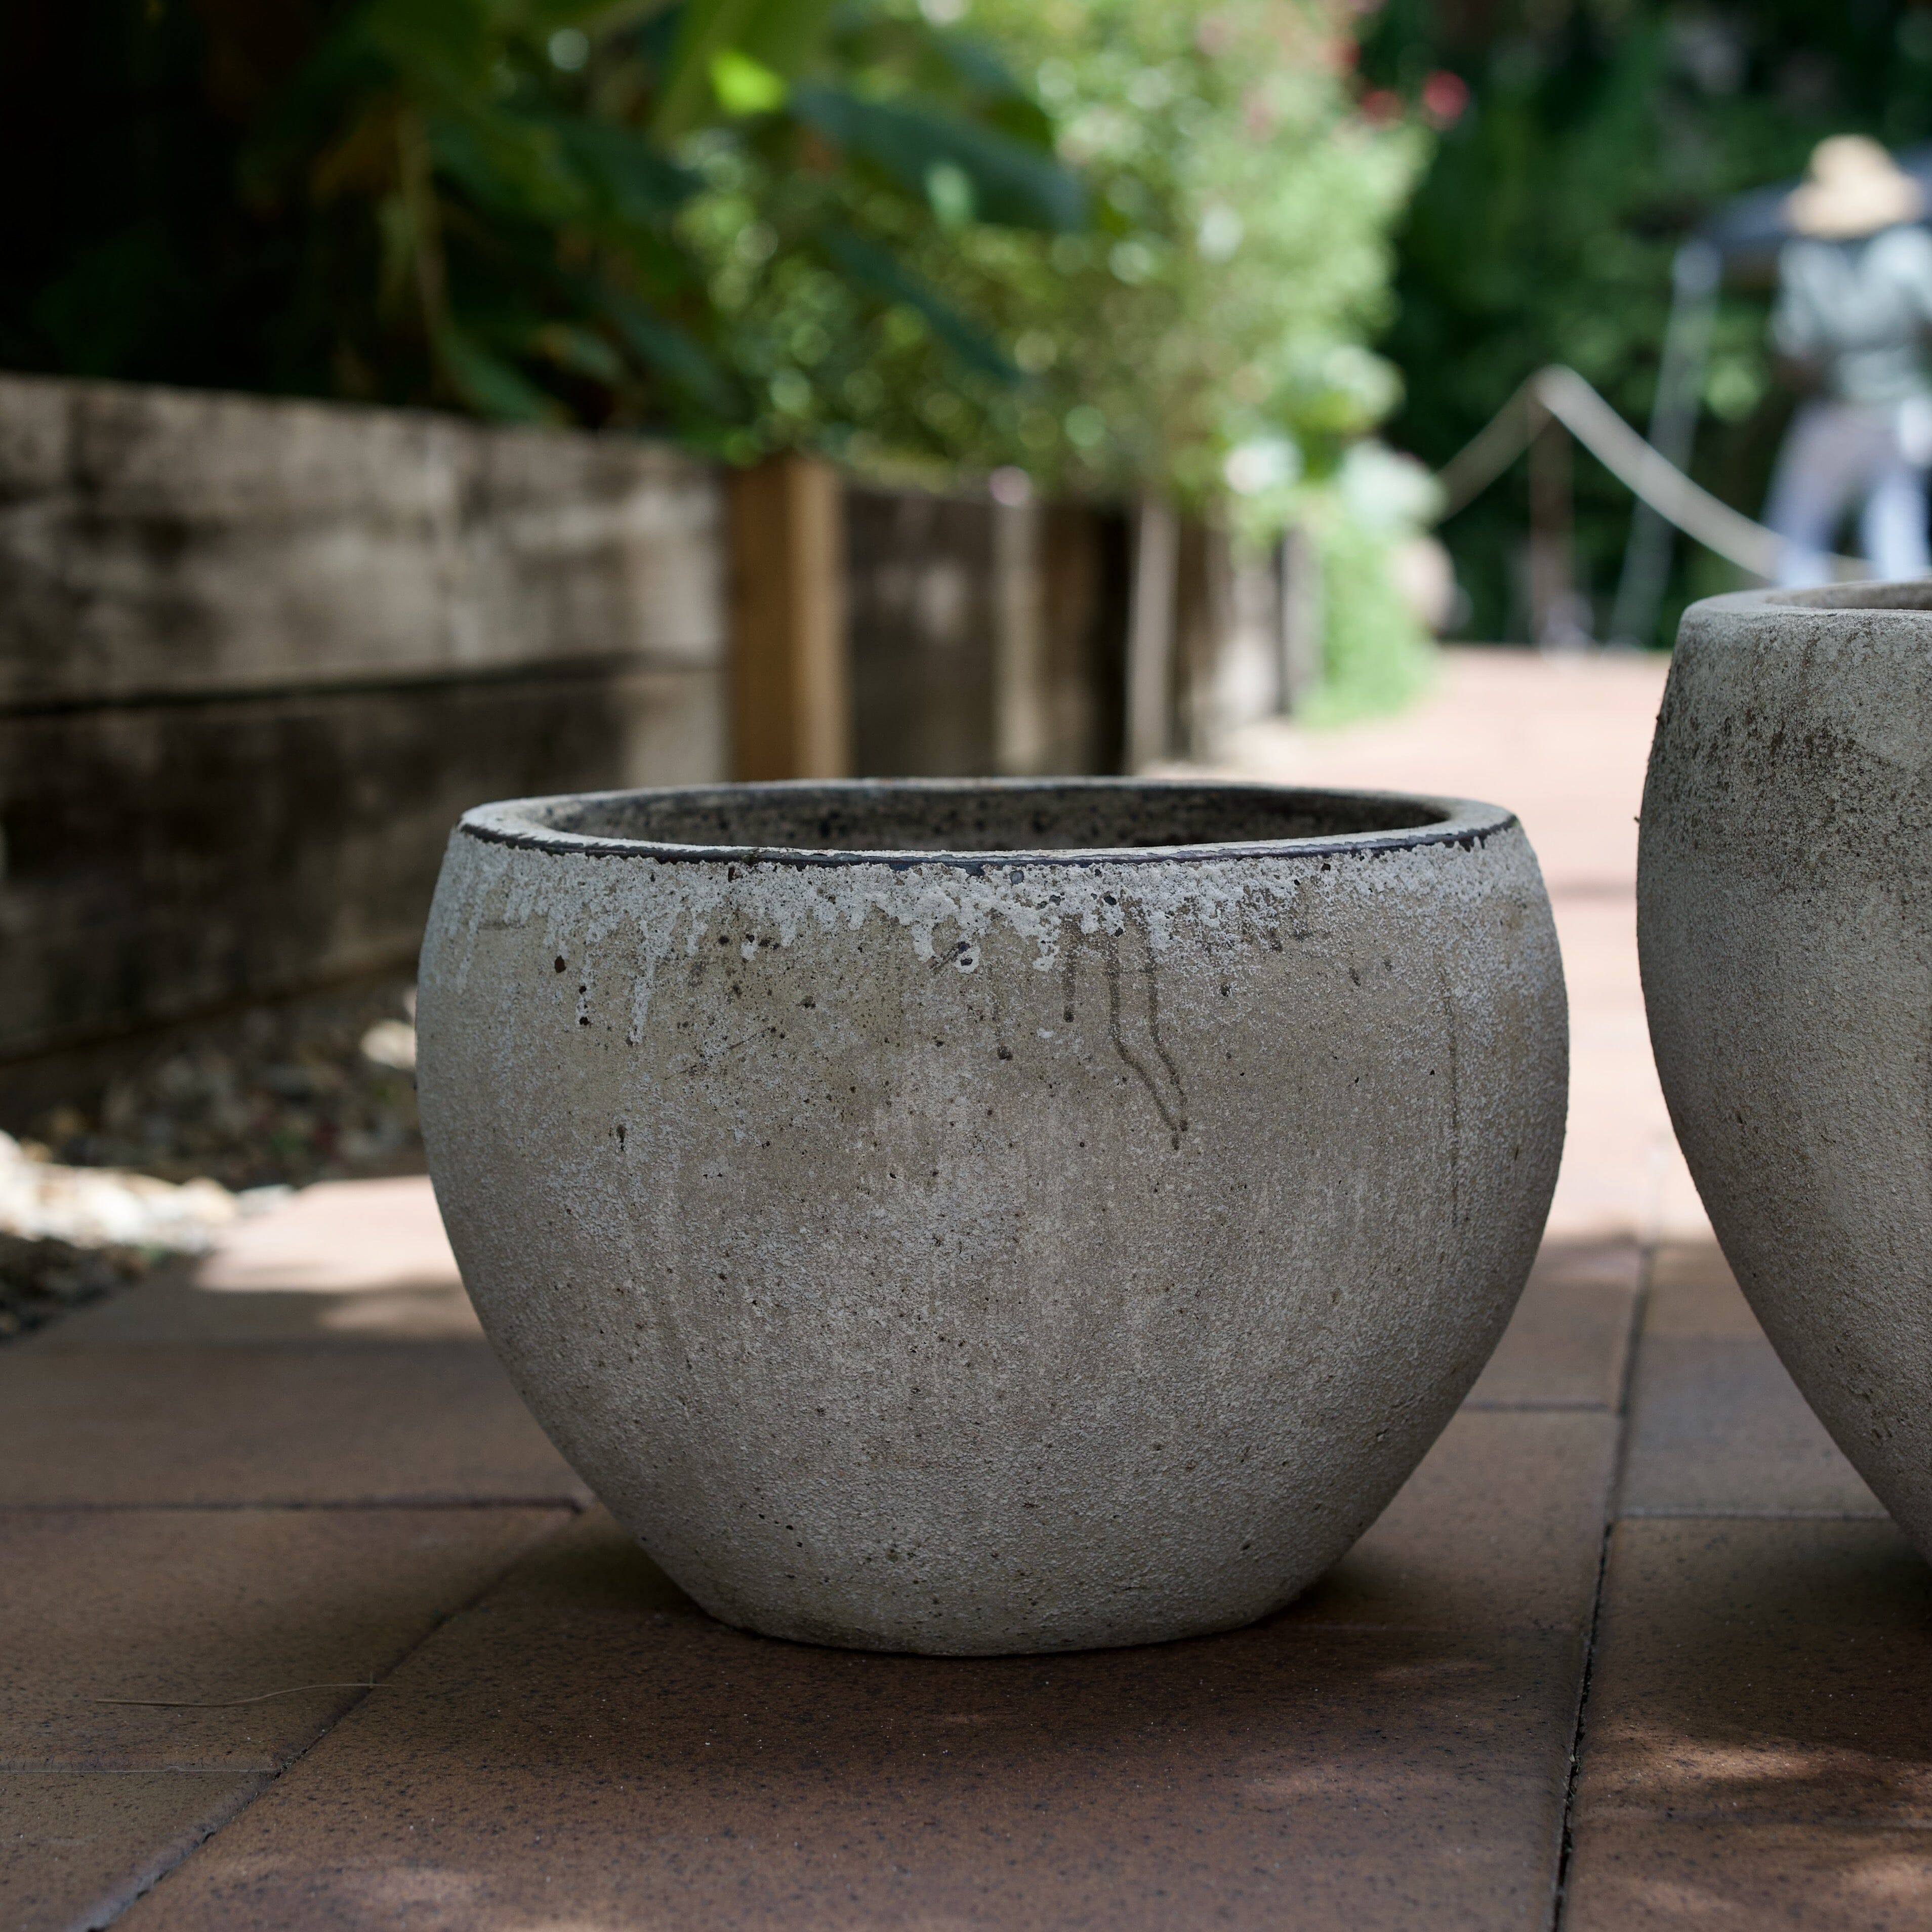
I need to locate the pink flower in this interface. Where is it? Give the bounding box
[1420,69,1469,129]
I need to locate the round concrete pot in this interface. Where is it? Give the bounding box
[418,779,1567,1654]
[1640,582,1932,1558]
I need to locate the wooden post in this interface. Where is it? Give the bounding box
[1278,524,1323,715]
[1172,517,1227,763]
[1123,496,1179,772]
[728,454,850,780]
[992,496,1051,776]
[1527,399,1579,648]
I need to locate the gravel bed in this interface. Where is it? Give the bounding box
[2,977,422,1340]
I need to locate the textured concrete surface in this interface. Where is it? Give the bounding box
[16,647,1927,1927]
[420,780,1567,1653]
[1219,645,1707,1244]
[1640,584,1932,1559]
[0,374,730,1061]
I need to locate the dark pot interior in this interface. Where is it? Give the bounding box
[1770,581,1932,613]
[497,780,1454,857]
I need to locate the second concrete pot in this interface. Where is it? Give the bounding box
[1641,583,1932,1559]
[419,778,1568,1654]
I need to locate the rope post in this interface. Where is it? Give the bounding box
[1124,497,1179,771]
[1527,395,1583,647]
[1609,241,1721,646]
[1278,524,1323,717]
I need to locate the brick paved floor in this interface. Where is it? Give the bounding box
[7,649,1927,1929]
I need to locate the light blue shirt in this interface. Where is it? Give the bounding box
[1772,225,1932,406]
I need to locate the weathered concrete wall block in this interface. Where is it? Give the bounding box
[0,374,725,707]
[1,670,721,1059]
[0,374,730,1061]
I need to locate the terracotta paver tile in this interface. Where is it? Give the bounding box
[51,1176,479,1344]
[2,1772,263,1932]
[52,1270,482,1344]
[1645,1240,1764,1338]
[1291,1408,1619,1633]
[1619,1332,1881,1517]
[190,1178,460,1297]
[0,1507,567,1770]
[1620,1244,1881,1517]
[1564,1818,1932,1930]
[1215,645,1667,897]
[121,1520,1582,1931]
[1573,1519,1932,1827]
[1464,1237,1641,1411]
[1619,1335,1882,1519]
[121,1405,1621,1930]
[0,1345,586,1506]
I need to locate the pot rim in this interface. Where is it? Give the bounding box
[456,777,1516,871]
[1687,580,1932,623]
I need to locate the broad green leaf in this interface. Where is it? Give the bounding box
[595,286,741,412]
[427,111,581,225]
[534,321,626,382]
[819,225,1017,381]
[541,113,697,221]
[435,321,563,420]
[927,30,1029,107]
[709,49,787,116]
[791,85,1084,232]
[651,0,766,141]
[925,159,975,228]
[733,0,840,79]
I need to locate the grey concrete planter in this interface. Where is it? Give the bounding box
[1640,583,1932,1559]
[418,778,1568,1653]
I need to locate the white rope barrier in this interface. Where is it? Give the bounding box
[1435,364,1869,583]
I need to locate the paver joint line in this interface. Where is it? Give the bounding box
[1618,1507,1895,1520]
[2,1502,584,1929]
[1463,1401,1620,1414]
[1548,1237,1654,1930]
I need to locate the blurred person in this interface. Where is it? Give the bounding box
[1763,136,1932,587]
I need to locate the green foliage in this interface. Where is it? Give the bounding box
[2,0,1434,717]
[947,0,1437,718]
[673,0,1437,715]
[2,0,1081,441]
[1303,511,1435,725]
[964,0,1422,503]
[1359,0,1932,646]
[684,0,1424,497]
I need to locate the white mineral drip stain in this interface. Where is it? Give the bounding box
[428,820,1538,1044]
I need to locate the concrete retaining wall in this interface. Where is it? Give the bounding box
[0,375,726,1061]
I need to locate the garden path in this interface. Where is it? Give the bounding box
[5,649,1923,1930]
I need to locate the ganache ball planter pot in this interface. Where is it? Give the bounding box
[418,779,1569,1655]
[1640,583,1932,1562]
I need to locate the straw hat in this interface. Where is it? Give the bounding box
[1786,136,1923,239]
